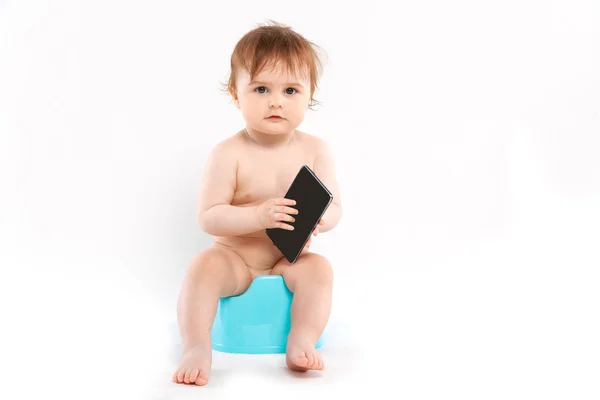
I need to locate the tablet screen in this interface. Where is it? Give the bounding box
[266,165,333,264]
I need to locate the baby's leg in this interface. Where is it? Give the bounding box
[173,246,252,385]
[271,252,333,371]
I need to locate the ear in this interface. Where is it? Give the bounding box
[229,87,240,108]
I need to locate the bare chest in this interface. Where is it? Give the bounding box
[232,148,314,206]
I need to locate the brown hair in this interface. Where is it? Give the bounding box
[222,20,326,110]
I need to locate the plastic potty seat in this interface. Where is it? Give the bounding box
[211,275,325,354]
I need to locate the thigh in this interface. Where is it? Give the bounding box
[186,244,253,297]
[270,252,333,293]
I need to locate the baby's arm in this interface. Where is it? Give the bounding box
[313,139,342,233]
[196,142,262,237]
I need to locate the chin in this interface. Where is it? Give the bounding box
[262,125,292,134]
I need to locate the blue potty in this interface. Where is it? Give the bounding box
[211,275,325,354]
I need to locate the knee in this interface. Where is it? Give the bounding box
[299,253,334,286]
[188,250,227,280]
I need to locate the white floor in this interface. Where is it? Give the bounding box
[3,216,599,400]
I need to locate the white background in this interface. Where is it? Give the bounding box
[1,0,599,399]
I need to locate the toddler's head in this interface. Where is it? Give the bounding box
[224,21,325,136]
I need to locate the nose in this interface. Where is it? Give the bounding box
[269,92,283,108]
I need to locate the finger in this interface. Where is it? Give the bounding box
[274,213,295,223]
[276,206,298,215]
[276,222,294,231]
[276,198,296,206]
[319,219,325,225]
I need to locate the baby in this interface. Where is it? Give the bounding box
[172,21,342,386]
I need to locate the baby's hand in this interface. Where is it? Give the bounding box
[256,198,298,230]
[303,219,324,251]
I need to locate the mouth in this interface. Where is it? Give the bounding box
[266,116,284,120]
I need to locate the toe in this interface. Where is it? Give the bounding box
[296,354,309,368]
[177,369,186,383]
[289,352,308,370]
[189,369,199,383]
[314,352,322,369]
[313,355,320,369]
[184,369,191,384]
[195,370,209,386]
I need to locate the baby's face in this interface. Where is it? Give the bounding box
[233,64,311,135]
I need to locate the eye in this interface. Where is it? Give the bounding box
[255,86,267,94]
[285,88,297,95]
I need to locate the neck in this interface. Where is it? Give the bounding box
[243,127,296,148]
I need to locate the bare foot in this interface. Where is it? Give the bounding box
[172,343,212,386]
[285,334,324,372]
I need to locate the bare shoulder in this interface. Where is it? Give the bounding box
[200,132,244,183]
[196,132,245,216]
[206,131,245,159]
[297,131,342,209]
[294,130,331,154]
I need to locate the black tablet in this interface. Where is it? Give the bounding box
[266,165,333,264]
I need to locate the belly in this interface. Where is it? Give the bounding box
[213,234,284,270]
